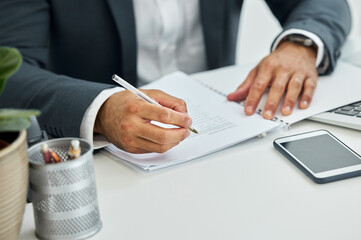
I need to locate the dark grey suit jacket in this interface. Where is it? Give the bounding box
[0,0,351,138]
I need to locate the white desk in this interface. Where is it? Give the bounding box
[19,36,361,238]
[19,118,361,240]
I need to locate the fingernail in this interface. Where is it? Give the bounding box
[227,92,236,100]
[186,118,192,127]
[264,110,273,119]
[283,106,291,114]
[186,130,191,137]
[245,106,253,114]
[300,101,308,108]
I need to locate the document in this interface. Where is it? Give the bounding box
[192,61,361,125]
[106,71,281,170]
[106,61,361,171]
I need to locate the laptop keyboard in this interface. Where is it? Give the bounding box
[329,101,361,117]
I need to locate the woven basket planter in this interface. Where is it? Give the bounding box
[0,130,28,239]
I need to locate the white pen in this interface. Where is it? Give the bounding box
[112,74,198,134]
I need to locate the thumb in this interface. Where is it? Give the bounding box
[227,68,256,101]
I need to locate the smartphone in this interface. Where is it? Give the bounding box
[273,129,361,183]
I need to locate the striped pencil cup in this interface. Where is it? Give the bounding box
[27,138,102,240]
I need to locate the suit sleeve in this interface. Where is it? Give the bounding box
[0,0,114,137]
[265,0,351,75]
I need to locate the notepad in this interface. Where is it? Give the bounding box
[105,61,361,171]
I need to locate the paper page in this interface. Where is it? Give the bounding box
[105,72,280,170]
[193,61,361,125]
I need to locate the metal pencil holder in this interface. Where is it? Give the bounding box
[27,138,102,240]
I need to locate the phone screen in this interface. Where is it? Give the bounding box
[280,133,361,173]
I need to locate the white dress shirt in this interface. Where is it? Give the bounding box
[80,1,327,149]
[133,0,207,85]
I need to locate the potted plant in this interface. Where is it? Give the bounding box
[0,47,39,239]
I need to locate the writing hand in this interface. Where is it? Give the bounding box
[94,89,192,153]
[227,41,318,119]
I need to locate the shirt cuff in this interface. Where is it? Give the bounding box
[271,29,325,68]
[80,87,124,149]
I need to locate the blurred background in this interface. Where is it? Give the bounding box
[236,0,361,65]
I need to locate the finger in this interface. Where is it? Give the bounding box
[263,71,290,119]
[299,76,318,109]
[113,110,190,153]
[136,123,190,145]
[120,128,186,153]
[98,123,152,154]
[136,137,180,153]
[244,66,273,115]
[124,99,192,129]
[137,102,192,128]
[144,89,188,113]
[227,67,257,101]
[116,145,151,154]
[281,74,305,115]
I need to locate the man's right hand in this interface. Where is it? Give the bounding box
[94,89,192,154]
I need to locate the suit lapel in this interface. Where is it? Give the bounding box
[106,0,137,83]
[199,0,225,69]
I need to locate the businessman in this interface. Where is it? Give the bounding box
[0,0,351,153]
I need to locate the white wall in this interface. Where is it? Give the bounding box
[236,0,361,65]
[348,0,361,38]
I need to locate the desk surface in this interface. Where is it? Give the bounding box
[19,118,361,240]
[19,41,361,238]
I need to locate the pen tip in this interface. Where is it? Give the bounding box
[190,127,199,134]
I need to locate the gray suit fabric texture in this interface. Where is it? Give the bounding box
[0,0,351,138]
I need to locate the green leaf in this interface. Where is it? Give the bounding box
[0,109,40,118]
[0,109,40,132]
[0,117,31,132]
[0,47,23,94]
[0,48,37,132]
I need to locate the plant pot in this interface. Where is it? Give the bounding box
[0,130,28,239]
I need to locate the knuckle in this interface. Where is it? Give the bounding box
[304,80,317,89]
[286,98,297,107]
[264,59,278,70]
[306,70,317,79]
[157,132,168,144]
[245,98,256,106]
[272,82,284,91]
[148,89,162,98]
[125,101,140,113]
[253,81,265,91]
[303,92,313,100]
[183,116,191,126]
[156,145,169,153]
[120,135,132,145]
[290,78,303,88]
[159,110,171,123]
[266,101,277,109]
[277,64,290,73]
[119,122,132,132]
[177,98,187,109]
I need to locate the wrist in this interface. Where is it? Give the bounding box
[277,40,317,63]
[94,98,109,135]
[279,34,317,57]
[94,112,104,135]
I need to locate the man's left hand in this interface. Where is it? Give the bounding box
[227,41,318,120]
